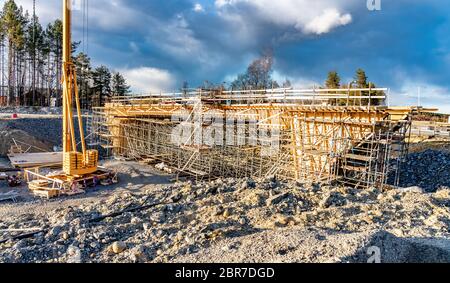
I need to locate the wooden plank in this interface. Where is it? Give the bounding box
[343,165,367,172]
[32,189,60,199]
[344,153,373,162]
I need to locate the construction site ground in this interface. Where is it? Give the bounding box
[1,112,450,263]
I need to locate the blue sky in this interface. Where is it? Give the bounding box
[4,0,450,113]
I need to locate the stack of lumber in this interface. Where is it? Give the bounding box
[8,152,63,169]
[28,180,60,199]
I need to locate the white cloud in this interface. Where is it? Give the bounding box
[149,14,203,59]
[272,71,321,88]
[215,0,230,8]
[193,3,205,13]
[0,0,59,25]
[215,0,356,35]
[303,9,352,35]
[1,0,142,31]
[390,81,450,114]
[119,67,176,94]
[87,0,144,32]
[144,14,225,70]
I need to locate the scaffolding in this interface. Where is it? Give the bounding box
[90,88,419,189]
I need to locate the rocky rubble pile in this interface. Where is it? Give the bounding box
[396,150,450,192]
[1,175,449,263]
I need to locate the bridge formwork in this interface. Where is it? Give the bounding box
[89,88,421,189]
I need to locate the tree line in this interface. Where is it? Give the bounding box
[191,50,384,106]
[324,69,385,105]
[0,0,130,108]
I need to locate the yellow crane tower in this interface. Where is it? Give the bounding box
[62,0,98,176]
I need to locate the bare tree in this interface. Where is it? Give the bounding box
[231,48,279,90]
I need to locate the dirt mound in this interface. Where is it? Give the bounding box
[345,231,450,263]
[0,117,86,156]
[175,229,450,263]
[0,127,54,157]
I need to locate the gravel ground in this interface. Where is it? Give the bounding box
[0,161,172,218]
[0,159,449,263]
[175,229,450,263]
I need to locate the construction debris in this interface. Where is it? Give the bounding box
[6,175,21,187]
[24,168,115,199]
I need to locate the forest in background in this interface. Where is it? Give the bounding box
[199,49,386,106]
[0,0,130,108]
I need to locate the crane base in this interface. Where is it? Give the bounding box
[24,166,117,199]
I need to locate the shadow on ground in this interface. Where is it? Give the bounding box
[341,231,450,263]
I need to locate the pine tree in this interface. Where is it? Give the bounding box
[325,71,343,105]
[74,52,92,109]
[92,65,111,106]
[111,72,130,97]
[46,19,63,106]
[353,69,385,105]
[25,14,44,105]
[2,0,25,105]
[0,9,6,102]
[368,82,385,106]
[282,79,292,88]
[355,68,368,88]
[325,71,341,89]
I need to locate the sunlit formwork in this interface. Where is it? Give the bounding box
[89,88,422,188]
